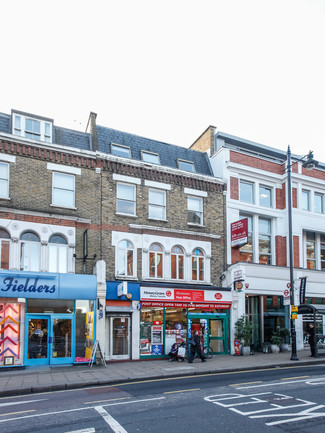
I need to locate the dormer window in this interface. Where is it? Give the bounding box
[111,143,131,158]
[141,151,160,165]
[12,112,52,143]
[178,159,195,172]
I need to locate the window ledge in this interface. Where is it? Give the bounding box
[115,212,138,218]
[187,223,205,228]
[115,275,137,280]
[148,218,168,222]
[0,197,10,201]
[50,204,77,210]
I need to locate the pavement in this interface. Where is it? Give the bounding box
[0,349,324,397]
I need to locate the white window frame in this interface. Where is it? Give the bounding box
[148,188,166,220]
[20,233,41,272]
[259,185,272,208]
[314,192,324,214]
[149,243,164,279]
[171,245,185,280]
[258,217,272,264]
[52,172,76,208]
[111,143,131,158]
[12,113,52,142]
[116,183,136,216]
[191,248,205,282]
[187,196,203,225]
[240,180,254,204]
[0,230,10,270]
[301,189,310,211]
[116,240,135,277]
[141,151,160,164]
[177,159,195,172]
[48,235,68,273]
[0,162,9,199]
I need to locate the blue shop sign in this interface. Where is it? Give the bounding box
[0,270,96,300]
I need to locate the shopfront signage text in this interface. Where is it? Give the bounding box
[1,277,56,295]
[140,287,232,304]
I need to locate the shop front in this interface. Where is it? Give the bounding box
[0,270,97,368]
[139,286,232,358]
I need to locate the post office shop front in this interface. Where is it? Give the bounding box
[140,286,232,358]
[0,270,97,368]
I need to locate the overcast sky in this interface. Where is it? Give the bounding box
[1,0,325,162]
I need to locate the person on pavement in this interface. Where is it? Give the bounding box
[187,330,206,363]
[308,323,316,357]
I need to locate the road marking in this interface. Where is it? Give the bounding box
[0,410,35,417]
[84,397,130,404]
[95,405,127,433]
[229,381,262,387]
[163,388,200,394]
[234,379,312,389]
[0,396,165,423]
[0,398,47,408]
[281,376,309,380]
[64,429,95,433]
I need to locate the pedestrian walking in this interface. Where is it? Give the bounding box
[187,330,206,363]
[308,323,316,357]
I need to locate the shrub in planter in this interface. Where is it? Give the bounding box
[279,328,290,352]
[270,330,282,353]
[234,315,253,356]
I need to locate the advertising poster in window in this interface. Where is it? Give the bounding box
[85,311,94,359]
[231,218,248,247]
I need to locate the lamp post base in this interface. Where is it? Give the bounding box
[290,353,299,361]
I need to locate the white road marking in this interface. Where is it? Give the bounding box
[64,429,95,433]
[95,406,127,433]
[0,396,165,423]
[0,398,47,408]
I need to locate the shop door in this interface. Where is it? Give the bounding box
[209,319,228,354]
[25,315,74,366]
[110,316,130,360]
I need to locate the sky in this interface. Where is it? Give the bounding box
[1,0,325,162]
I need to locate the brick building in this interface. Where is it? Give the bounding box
[191,128,325,353]
[0,109,229,366]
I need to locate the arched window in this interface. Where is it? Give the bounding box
[192,248,204,281]
[171,246,184,280]
[117,240,134,277]
[20,232,40,271]
[149,243,164,278]
[49,234,68,273]
[0,229,10,269]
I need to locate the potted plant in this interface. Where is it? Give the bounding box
[234,315,253,356]
[270,330,282,353]
[279,328,290,352]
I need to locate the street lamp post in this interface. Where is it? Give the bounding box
[286,146,318,361]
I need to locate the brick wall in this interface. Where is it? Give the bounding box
[230,177,239,200]
[190,126,216,155]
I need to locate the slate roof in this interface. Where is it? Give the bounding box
[0,110,213,176]
[97,125,213,176]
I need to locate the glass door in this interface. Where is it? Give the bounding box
[26,315,50,366]
[51,315,73,365]
[25,314,74,365]
[110,316,130,360]
[209,319,227,354]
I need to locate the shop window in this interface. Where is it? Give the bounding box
[0,229,10,270]
[148,189,166,220]
[140,307,164,356]
[192,248,204,281]
[117,240,134,277]
[321,234,325,271]
[259,218,271,264]
[149,243,164,278]
[116,183,136,216]
[48,235,68,273]
[171,246,184,280]
[20,232,40,271]
[0,162,9,199]
[75,300,95,362]
[0,301,22,366]
[188,196,203,225]
[239,215,253,262]
[52,172,75,208]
